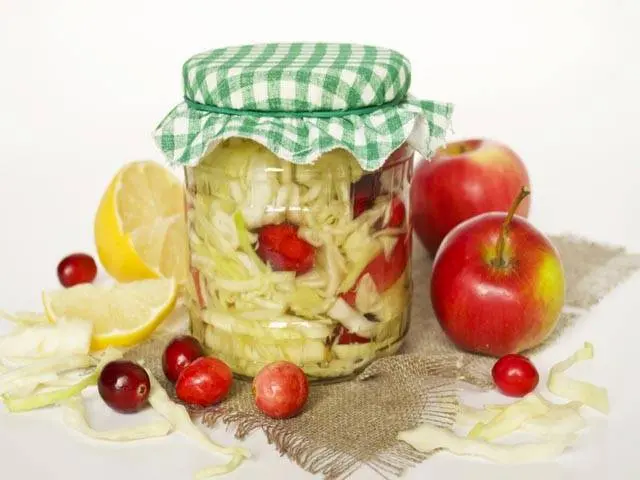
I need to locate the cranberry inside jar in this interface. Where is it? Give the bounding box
[184,138,413,381]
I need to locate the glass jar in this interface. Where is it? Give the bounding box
[184,137,414,380]
[154,42,453,380]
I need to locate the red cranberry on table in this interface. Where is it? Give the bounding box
[162,335,205,383]
[492,354,539,397]
[175,357,233,407]
[98,360,151,414]
[57,253,98,288]
[252,361,309,419]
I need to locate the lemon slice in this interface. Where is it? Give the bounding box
[43,278,178,350]
[94,160,188,284]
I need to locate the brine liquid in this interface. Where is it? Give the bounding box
[184,138,414,381]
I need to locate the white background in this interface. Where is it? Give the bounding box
[1,0,639,479]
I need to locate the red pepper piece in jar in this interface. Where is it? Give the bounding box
[257,223,316,274]
[353,192,373,218]
[341,235,410,307]
[340,289,357,307]
[336,325,371,345]
[360,235,409,292]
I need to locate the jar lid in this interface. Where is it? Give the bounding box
[154,43,454,171]
[182,43,411,113]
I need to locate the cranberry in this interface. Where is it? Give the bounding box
[492,354,539,397]
[57,253,97,288]
[175,357,233,407]
[256,224,316,274]
[162,335,205,384]
[98,360,150,414]
[252,361,309,419]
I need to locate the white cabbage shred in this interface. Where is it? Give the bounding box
[145,369,249,476]
[468,394,549,441]
[0,306,251,477]
[0,355,96,396]
[62,395,173,442]
[399,341,609,464]
[1,347,123,413]
[547,342,610,414]
[327,298,378,338]
[398,422,575,464]
[0,318,92,359]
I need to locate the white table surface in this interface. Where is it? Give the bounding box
[1,1,639,479]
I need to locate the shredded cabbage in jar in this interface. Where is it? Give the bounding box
[185,138,413,379]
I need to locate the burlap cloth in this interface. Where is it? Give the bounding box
[126,234,640,479]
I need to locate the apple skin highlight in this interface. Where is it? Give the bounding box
[410,138,530,257]
[430,212,565,357]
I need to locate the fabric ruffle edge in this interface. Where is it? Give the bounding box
[153,99,454,172]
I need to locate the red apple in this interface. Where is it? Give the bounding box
[410,138,531,257]
[430,187,565,357]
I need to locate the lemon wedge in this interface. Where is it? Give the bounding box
[42,278,177,350]
[94,160,188,285]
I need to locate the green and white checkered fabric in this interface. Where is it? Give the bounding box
[183,43,411,112]
[154,43,453,171]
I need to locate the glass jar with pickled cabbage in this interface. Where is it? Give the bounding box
[183,138,414,379]
[154,43,453,381]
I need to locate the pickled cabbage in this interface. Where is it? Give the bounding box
[186,138,412,379]
[327,298,378,338]
[203,311,333,341]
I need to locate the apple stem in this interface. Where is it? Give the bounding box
[494,186,531,268]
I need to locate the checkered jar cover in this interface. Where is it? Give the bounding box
[154,43,453,171]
